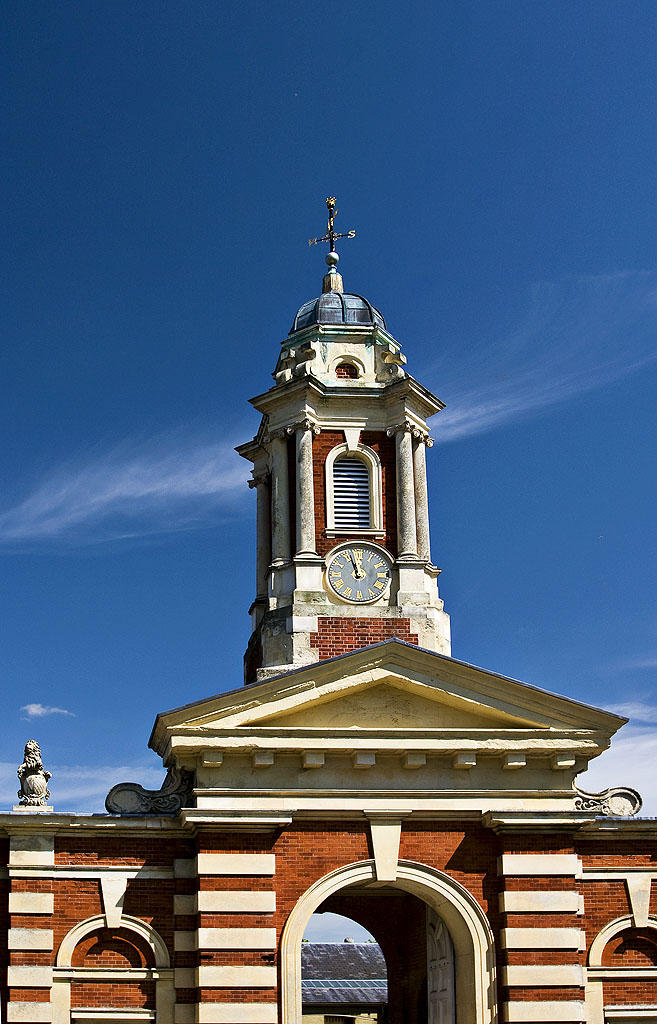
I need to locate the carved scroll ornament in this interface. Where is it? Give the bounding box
[574,784,642,817]
[105,765,194,817]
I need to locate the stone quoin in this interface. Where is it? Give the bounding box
[1,204,654,1024]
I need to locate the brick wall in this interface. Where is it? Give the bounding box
[312,430,397,557]
[309,616,418,659]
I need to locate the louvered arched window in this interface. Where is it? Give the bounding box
[333,457,371,529]
[325,443,383,536]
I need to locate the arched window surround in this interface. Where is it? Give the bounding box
[586,915,657,1024]
[325,442,384,537]
[52,915,174,1024]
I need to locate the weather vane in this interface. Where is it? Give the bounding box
[308,197,356,252]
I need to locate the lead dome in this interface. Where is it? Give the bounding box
[290,291,387,334]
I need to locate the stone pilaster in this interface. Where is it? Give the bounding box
[388,421,417,559]
[294,418,319,557]
[412,431,432,562]
[193,844,278,1024]
[249,471,271,599]
[268,431,290,565]
[7,831,55,1024]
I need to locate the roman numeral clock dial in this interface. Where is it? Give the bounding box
[326,545,393,604]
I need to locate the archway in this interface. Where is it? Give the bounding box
[281,860,497,1024]
[52,915,174,1024]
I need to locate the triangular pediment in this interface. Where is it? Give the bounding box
[150,640,625,754]
[253,679,537,730]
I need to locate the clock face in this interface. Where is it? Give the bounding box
[326,545,392,604]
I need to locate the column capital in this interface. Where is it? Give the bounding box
[248,471,270,489]
[386,419,413,437]
[287,417,320,435]
[411,426,434,446]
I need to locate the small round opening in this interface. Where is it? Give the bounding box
[336,362,359,380]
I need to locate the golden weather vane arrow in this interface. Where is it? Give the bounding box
[308,197,356,251]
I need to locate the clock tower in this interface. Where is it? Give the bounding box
[237,201,450,682]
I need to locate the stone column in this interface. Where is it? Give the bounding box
[413,432,432,562]
[269,432,290,565]
[389,421,417,558]
[249,471,271,597]
[295,419,318,556]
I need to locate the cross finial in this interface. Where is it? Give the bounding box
[308,197,356,253]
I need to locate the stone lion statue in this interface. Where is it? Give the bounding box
[17,740,51,806]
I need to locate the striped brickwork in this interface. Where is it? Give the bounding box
[498,851,586,1023]
[6,832,55,1024]
[174,841,279,1024]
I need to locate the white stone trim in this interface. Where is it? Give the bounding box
[9,834,55,867]
[499,890,580,913]
[174,858,197,878]
[280,858,497,1024]
[197,965,277,987]
[8,891,54,914]
[603,1009,657,1020]
[173,894,196,915]
[100,874,127,929]
[197,853,275,875]
[197,927,277,949]
[302,750,325,768]
[626,873,653,927]
[503,963,584,986]
[7,1003,53,1023]
[353,751,376,769]
[367,816,402,882]
[588,915,657,967]
[173,967,195,988]
[501,927,583,949]
[7,965,53,986]
[503,1002,586,1022]
[8,927,54,950]
[56,914,170,968]
[197,890,276,913]
[9,866,172,879]
[70,1014,154,1022]
[197,1006,278,1024]
[324,442,383,533]
[500,854,582,876]
[173,931,196,951]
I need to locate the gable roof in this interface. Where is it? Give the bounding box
[150,638,625,757]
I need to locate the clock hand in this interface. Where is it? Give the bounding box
[350,550,365,579]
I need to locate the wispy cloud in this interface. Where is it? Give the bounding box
[606,701,657,724]
[0,431,247,545]
[579,724,657,817]
[430,271,657,441]
[21,703,74,719]
[620,657,657,671]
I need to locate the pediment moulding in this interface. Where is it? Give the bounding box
[141,642,637,813]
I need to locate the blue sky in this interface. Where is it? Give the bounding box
[1,1,656,815]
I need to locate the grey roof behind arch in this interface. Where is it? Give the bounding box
[301,942,388,1007]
